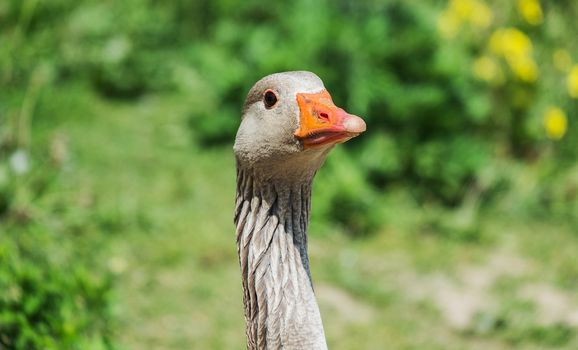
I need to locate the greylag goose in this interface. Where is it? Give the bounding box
[234,71,366,350]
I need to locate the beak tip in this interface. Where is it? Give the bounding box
[343,114,367,134]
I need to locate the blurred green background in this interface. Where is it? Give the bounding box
[1,0,578,349]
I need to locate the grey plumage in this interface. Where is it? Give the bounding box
[234,71,365,350]
[235,170,325,349]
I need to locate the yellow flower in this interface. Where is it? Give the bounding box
[517,0,543,25]
[489,28,538,82]
[567,65,578,98]
[437,11,460,39]
[544,107,568,140]
[437,0,493,38]
[489,28,532,58]
[553,49,572,72]
[451,0,492,28]
[471,0,493,28]
[509,56,538,82]
[472,55,501,83]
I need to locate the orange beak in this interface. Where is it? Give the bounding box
[294,90,366,148]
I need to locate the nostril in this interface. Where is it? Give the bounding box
[318,112,330,122]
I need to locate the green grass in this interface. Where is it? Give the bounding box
[4,82,577,349]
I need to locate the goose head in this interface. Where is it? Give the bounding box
[234,71,366,181]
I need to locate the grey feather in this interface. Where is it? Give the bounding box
[235,71,348,350]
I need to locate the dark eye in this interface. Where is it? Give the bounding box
[263,90,278,109]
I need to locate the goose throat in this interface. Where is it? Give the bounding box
[234,168,327,350]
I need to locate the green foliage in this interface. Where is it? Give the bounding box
[3,0,576,218]
[0,229,113,349]
[0,140,114,348]
[471,304,575,347]
[1,0,578,347]
[314,148,382,236]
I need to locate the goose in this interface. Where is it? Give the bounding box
[234,71,366,350]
